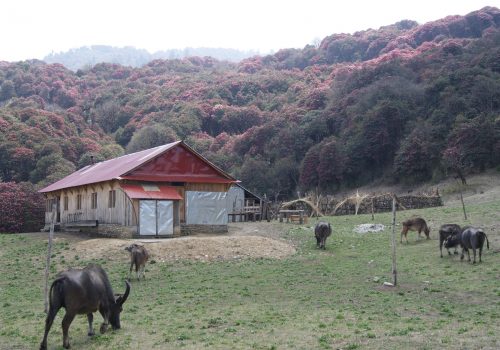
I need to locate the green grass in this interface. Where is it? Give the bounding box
[1,200,499,349]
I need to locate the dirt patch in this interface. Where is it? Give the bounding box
[62,222,296,263]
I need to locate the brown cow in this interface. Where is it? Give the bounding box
[400,217,430,243]
[125,243,149,281]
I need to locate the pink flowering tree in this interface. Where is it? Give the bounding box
[0,182,45,233]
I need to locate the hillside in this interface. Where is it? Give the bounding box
[0,6,499,198]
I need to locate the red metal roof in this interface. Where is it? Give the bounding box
[120,184,183,200]
[39,141,236,193]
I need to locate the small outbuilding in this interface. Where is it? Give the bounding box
[226,184,265,222]
[39,141,238,237]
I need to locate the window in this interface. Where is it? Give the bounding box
[91,192,98,209]
[77,194,82,210]
[46,198,57,212]
[108,190,116,208]
[63,196,69,211]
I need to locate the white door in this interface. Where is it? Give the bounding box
[139,200,173,236]
[157,200,173,236]
[139,200,156,235]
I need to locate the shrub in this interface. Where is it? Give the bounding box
[0,182,45,233]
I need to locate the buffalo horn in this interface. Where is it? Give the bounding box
[116,280,131,305]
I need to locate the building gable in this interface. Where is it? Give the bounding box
[121,143,234,184]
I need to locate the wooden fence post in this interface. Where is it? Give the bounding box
[391,196,397,286]
[371,198,375,221]
[458,183,467,221]
[44,204,57,313]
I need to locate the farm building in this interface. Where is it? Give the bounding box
[39,141,238,237]
[226,184,265,222]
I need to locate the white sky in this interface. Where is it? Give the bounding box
[1,0,498,61]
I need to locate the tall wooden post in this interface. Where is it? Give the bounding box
[458,184,467,221]
[391,196,397,286]
[44,204,57,313]
[371,198,375,221]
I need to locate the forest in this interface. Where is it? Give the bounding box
[1,6,499,218]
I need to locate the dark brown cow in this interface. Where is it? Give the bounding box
[314,221,332,250]
[438,224,461,257]
[125,243,149,281]
[444,227,490,264]
[40,264,130,349]
[400,217,430,243]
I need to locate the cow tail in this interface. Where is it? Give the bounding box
[484,233,490,250]
[49,277,66,309]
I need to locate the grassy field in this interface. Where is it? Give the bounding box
[1,199,499,349]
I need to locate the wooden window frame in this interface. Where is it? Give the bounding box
[91,192,98,209]
[108,190,116,208]
[77,194,82,210]
[63,196,69,211]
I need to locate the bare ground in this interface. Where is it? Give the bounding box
[60,221,297,264]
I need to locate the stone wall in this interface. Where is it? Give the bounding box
[62,224,136,238]
[271,194,442,217]
[321,194,443,216]
[181,224,228,235]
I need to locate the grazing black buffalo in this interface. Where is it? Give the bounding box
[438,224,461,257]
[444,227,490,264]
[125,243,149,281]
[400,217,430,243]
[314,221,332,250]
[40,264,130,350]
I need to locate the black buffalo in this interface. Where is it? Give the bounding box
[438,224,461,258]
[314,221,332,250]
[40,264,130,349]
[444,227,490,264]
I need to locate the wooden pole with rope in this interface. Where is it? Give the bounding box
[44,203,57,313]
[391,195,398,286]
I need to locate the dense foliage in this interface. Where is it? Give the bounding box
[1,6,499,201]
[0,182,45,232]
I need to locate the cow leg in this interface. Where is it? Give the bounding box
[479,246,482,263]
[465,248,471,262]
[40,305,60,350]
[62,312,75,349]
[316,235,320,248]
[87,313,95,336]
[460,247,465,260]
[99,309,110,334]
[128,261,134,281]
[472,248,477,264]
[141,265,146,279]
[439,239,444,258]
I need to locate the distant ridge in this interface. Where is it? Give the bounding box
[43,45,261,71]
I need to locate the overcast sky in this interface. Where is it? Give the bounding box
[2,0,498,62]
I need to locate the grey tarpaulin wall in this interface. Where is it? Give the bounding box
[139,200,174,235]
[186,191,228,225]
[227,185,245,222]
